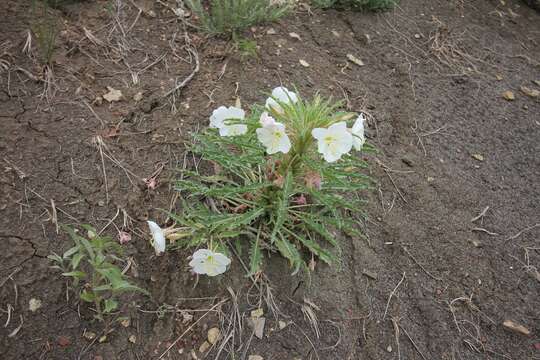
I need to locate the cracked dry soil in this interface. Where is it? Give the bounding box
[1,0,539,359]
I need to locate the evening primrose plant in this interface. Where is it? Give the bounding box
[166,87,372,275]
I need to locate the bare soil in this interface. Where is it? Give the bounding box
[1,0,539,359]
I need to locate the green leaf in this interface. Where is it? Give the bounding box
[284,227,335,265]
[297,213,338,247]
[103,299,118,313]
[80,290,95,302]
[248,235,262,275]
[275,235,302,275]
[271,172,293,243]
[80,237,95,259]
[70,253,84,270]
[62,270,86,279]
[93,284,113,292]
[63,245,80,259]
[47,253,63,264]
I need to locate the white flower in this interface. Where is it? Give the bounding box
[256,122,291,154]
[209,106,247,137]
[265,86,298,114]
[209,106,245,128]
[311,122,353,163]
[189,249,231,276]
[219,124,248,137]
[350,114,366,151]
[259,111,277,127]
[147,221,166,256]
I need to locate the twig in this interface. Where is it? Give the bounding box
[164,46,199,97]
[384,169,407,203]
[27,188,79,222]
[158,299,228,359]
[50,199,58,234]
[92,136,109,205]
[402,246,442,281]
[292,322,320,360]
[383,272,406,321]
[505,223,539,243]
[399,324,428,360]
[471,227,498,236]
[82,100,105,128]
[471,206,489,222]
[391,317,401,360]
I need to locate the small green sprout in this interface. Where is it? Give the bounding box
[49,225,148,321]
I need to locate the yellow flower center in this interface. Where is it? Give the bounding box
[324,135,335,145]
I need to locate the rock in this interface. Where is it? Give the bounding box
[128,335,137,343]
[198,341,210,353]
[248,317,266,339]
[98,335,107,343]
[469,239,482,248]
[207,327,221,345]
[289,32,301,40]
[362,269,378,280]
[414,33,421,39]
[529,269,540,282]
[502,90,515,101]
[520,86,540,98]
[266,28,276,35]
[248,356,264,360]
[133,92,143,102]
[181,311,193,324]
[251,308,264,318]
[471,154,484,161]
[299,59,310,67]
[120,318,130,328]
[83,331,97,340]
[29,298,42,312]
[503,320,530,336]
[495,74,503,81]
[386,345,393,352]
[346,53,365,67]
[278,320,287,330]
[103,86,123,102]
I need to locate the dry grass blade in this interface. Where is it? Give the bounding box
[383,272,405,321]
[164,46,199,97]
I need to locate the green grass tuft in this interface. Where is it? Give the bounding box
[312,0,397,11]
[186,0,290,36]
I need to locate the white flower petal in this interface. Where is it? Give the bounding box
[351,114,366,151]
[265,86,298,113]
[311,128,326,140]
[312,122,353,163]
[328,121,348,133]
[147,221,166,256]
[192,261,208,275]
[188,249,231,276]
[219,124,248,137]
[256,123,291,154]
[259,112,276,127]
[210,106,245,129]
[213,252,232,266]
[192,249,213,260]
[272,86,298,103]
